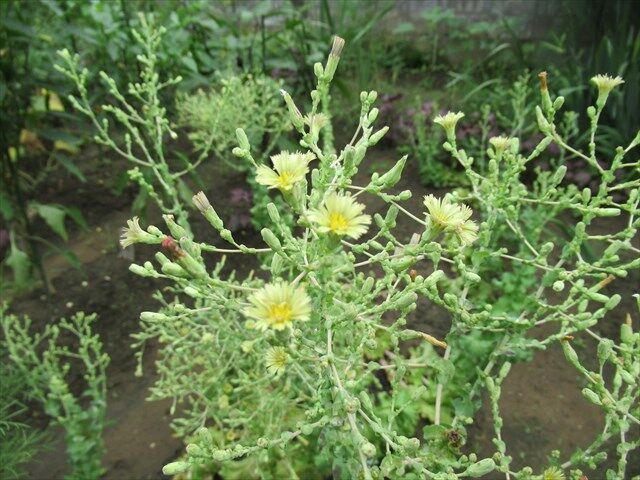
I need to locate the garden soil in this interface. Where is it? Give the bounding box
[5,148,638,479]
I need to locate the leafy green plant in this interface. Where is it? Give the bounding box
[1,0,89,292]
[1,307,109,480]
[56,14,193,229]
[177,74,289,172]
[111,35,640,480]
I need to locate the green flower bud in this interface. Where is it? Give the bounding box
[553,96,565,110]
[163,214,188,240]
[313,62,324,79]
[552,165,567,184]
[582,388,601,405]
[369,126,389,146]
[464,458,496,477]
[130,264,149,276]
[232,147,246,157]
[177,251,208,279]
[374,155,407,188]
[344,396,361,414]
[140,311,169,322]
[186,443,203,456]
[367,107,379,125]
[361,442,376,458]
[553,280,565,292]
[184,286,199,298]
[594,208,621,217]
[266,203,280,223]
[535,106,550,133]
[261,228,282,252]
[463,271,481,283]
[362,276,375,293]
[620,322,634,345]
[398,190,412,200]
[605,294,621,310]
[162,461,190,475]
[561,340,580,367]
[235,128,250,151]
[162,262,189,278]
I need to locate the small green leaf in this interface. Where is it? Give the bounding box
[32,203,68,241]
[5,241,32,288]
[61,250,82,270]
[63,206,89,231]
[53,152,86,182]
[0,190,15,220]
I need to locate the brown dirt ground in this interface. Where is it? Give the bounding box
[3,143,639,479]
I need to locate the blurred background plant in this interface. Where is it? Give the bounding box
[1,308,109,480]
[0,355,47,480]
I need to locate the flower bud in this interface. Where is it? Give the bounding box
[323,36,345,83]
[186,444,203,456]
[129,264,149,276]
[535,106,550,133]
[162,462,190,475]
[361,442,376,458]
[163,214,188,240]
[162,262,189,278]
[232,147,246,157]
[235,128,250,151]
[374,155,406,188]
[582,388,601,405]
[464,458,496,477]
[313,62,324,79]
[140,311,169,322]
[367,107,379,124]
[280,89,304,130]
[261,228,282,252]
[368,126,389,146]
[266,203,280,223]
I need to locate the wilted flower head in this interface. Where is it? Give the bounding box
[244,281,311,331]
[308,193,371,239]
[489,135,512,153]
[264,346,288,375]
[192,191,212,214]
[591,74,624,96]
[256,151,315,191]
[120,217,159,248]
[433,111,465,139]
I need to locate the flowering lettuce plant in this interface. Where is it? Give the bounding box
[119,37,638,480]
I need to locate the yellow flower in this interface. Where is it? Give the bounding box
[454,219,479,245]
[244,281,311,330]
[591,74,624,95]
[308,193,371,239]
[265,346,288,375]
[433,111,465,138]
[424,195,465,229]
[255,151,315,191]
[542,467,565,480]
[424,195,478,245]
